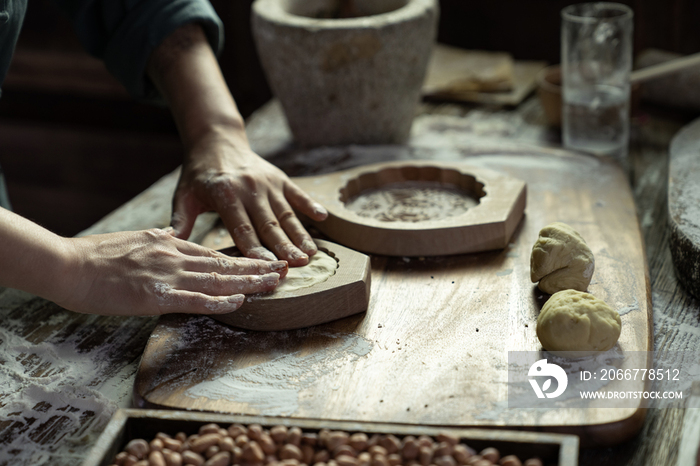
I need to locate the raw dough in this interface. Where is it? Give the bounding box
[530,222,595,294]
[274,250,338,294]
[537,289,621,352]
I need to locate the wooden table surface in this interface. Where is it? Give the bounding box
[0,97,698,465]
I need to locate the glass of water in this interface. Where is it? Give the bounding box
[561,3,633,165]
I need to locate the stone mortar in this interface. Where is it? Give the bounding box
[252,0,438,147]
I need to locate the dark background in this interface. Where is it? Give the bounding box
[0,0,697,236]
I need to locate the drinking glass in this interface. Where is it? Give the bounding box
[561,3,633,166]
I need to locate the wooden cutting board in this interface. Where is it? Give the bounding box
[134,151,652,448]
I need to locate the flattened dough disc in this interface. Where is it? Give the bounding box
[208,239,371,331]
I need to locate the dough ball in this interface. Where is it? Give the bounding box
[530,222,594,294]
[537,289,621,352]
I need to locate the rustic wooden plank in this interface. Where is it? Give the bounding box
[1,97,695,465]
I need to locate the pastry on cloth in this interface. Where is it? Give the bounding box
[423,43,515,95]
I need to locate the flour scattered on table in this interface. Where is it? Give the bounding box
[185,330,373,416]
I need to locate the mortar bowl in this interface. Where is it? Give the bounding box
[251,0,439,147]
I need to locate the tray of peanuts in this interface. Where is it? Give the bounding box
[85,410,578,466]
[134,150,652,450]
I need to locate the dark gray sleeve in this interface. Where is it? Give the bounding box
[54,0,224,99]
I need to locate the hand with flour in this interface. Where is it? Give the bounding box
[147,24,328,268]
[0,207,287,316]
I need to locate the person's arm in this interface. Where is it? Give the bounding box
[0,207,287,316]
[146,23,327,268]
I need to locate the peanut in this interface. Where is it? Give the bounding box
[337,456,359,466]
[434,456,456,466]
[314,449,331,464]
[235,435,250,448]
[279,443,304,461]
[199,424,221,435]
[150,439,164,452]
[368,446,388,457]
[479,448,499,464]
[433,442,453,458]
[417,437,433,449]
[302,433,319,446]
[349,433,369,451]
[287,427,303,446]
[149,451,167,466]
[125,439,150,460]
[418,446,432,466]
[190,434,222,454]
[326,431,349,451]
[471,461,492,466]
[499,455,522,466]
[270,425,288,443]
[163,438,183,452]
[241,441,265,463]
[204,445,220,459]
[203,451,231,466]
[162,450,183,466]
[435,434,459,447]
[371,454,389,466]
[334,445,357,458]
[247,424,264,441]
[228,424,247,439]
[401,438,419,460]
[302,444,316,464]
[259,434,278,455]
[357,451,371,466]
[367,435,380,449]
[452,445,473,465]
[378,436,401,455]
[523,459,543,466]
[218,436,235,453]
[114,451,129,465]
[181,450,205,466]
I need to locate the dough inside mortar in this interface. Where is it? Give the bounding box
[274,250,339,294]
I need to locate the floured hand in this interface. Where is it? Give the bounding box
[61,228,288,316]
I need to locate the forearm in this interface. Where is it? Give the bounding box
[147,23,248,154]
[0,208,74,303]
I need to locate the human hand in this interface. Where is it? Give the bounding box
[170,131,328,267]
[146,22,327,266]
[59,228,288,316]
